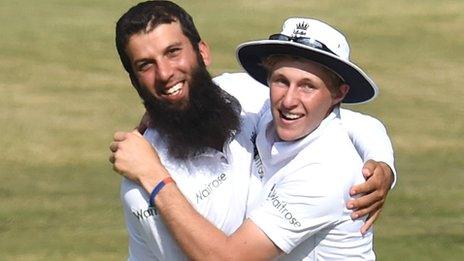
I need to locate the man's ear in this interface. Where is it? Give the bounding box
[198,40,211,66]
[332,84,350,105]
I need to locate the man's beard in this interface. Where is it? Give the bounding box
[139,65,241,160]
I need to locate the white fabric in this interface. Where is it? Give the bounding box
[121,73,267,261]
[339,108,396,187]
[120,72,393,260]
[281,18,350,60]
[248,108,375,260]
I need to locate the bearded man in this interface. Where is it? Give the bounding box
[110,1,395,260]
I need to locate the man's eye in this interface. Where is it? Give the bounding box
[167,48,181,57]
[271,78,288,87]
[137,62,151,71]
[300,83,315,92]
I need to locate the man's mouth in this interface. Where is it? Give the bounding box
[280,110,303,120]
[163,82,183,96]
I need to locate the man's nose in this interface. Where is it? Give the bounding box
[281,85,299,109]
[156,60,174,82]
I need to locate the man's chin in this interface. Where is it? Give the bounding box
[156,98,190,112]
[171,102,190,112]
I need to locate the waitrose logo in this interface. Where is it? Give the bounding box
[196,173,227,203]
[132,207,158,220]
[131,173,228,220]
[267,184,301,227]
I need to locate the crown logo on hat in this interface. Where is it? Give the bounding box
[293,21,309,36]
[296,22,309,30]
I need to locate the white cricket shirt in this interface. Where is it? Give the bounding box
[248,108,375,260]
[121,73,268,260]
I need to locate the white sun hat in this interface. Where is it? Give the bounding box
[236,17,378,104]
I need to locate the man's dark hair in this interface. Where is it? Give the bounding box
[115,0,202,78]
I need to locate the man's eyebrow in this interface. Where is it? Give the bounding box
[165,41,183,50]
[133,58,152,65]
[269,72,287,80]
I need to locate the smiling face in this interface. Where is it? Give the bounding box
[268,58,348,141]
[125,21,210,110]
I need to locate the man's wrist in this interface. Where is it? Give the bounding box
[149,176,175,207]
[139,166,170,194]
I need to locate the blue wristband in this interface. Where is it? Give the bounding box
[149,177,174,207]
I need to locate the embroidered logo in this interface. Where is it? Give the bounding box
[293,21,309,36]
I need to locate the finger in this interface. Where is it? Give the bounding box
[362,159,376,179]
[109,154,116,164]
[109,142,119,153]
[350,179,376,196]
[113,131,127,141]
[362,166,374,180]
[112,163,122,174]
[349,190,382,211]
[351,200,382,220]
[346,198,358,210]
[132,129,143,137]
[111,158,125,174]
[360,210,380,235]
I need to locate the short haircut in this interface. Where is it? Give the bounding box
[115,0,202,77]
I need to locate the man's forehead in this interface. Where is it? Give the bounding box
[131,21,184,41]
[126,22,189,57]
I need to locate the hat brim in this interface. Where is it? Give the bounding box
[236,40,378,104]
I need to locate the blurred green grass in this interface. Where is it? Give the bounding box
[0,0,462,260]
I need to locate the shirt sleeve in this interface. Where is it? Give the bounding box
[339,108,397,188]
[213,72,269,115]
[121,179,158,260]
[247,164,348,253]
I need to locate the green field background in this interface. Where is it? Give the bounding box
[0,0,463,260]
